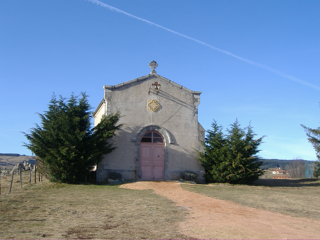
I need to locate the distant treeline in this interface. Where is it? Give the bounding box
[0,153,21,156]
[0,154,316,170]
[259,159,317,169]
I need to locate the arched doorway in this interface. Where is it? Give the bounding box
[140,131,165,180]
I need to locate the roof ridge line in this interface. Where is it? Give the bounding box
[103,73,201,94]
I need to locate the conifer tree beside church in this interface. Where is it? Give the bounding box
[23,93,121,183]
[197,120,264,184]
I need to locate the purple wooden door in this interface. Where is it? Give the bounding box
[140,144,153,179]
[140,131,164,180]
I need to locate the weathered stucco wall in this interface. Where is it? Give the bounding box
[94,72,205,183]
[93,100,105,127]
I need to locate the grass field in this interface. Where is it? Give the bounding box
[0,173,188,239]
[182,178,320,220]
[1,172,320,239]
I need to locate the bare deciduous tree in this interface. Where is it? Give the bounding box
[285,158,305,178]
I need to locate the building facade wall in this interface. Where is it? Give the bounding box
[95,74,205,183]
[93,100,105,127]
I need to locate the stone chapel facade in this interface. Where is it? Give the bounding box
[93,61,205,183]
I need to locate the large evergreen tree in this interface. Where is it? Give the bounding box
[197,119,264,184]
[23,93,122,183]
[197,120,226,183]
[301,111,320,177]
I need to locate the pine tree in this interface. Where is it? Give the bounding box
[197,120,226,183]
[197,119,264,184]
[23,93,122,183]
[301,115,320,177]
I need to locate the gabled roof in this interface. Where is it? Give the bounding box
[103,73,201,95]
[93,72,201,117]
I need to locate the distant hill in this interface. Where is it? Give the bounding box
[0,154,34,170]
[0,153,21,157]
[259,159,317,169]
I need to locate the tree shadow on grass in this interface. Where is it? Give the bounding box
[252,178,320,187]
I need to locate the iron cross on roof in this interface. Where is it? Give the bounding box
[149,60,158,74]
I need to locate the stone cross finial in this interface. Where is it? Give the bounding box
[149,60,158,74]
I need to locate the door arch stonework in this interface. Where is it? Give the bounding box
[131,124,173,180]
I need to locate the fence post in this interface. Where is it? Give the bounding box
[9,170,14,193]
[29,167,31,184]
[34,165,36,184]
[20,169,22,188]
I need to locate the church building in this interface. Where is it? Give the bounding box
[93,61,205,183]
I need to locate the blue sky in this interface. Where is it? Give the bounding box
[1,0,319,160]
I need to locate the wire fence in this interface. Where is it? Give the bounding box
[305,161,315,178]
[0,165,43,196]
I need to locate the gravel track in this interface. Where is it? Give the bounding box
[120,181,320,239]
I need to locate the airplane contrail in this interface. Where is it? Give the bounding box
[86,0,320,91]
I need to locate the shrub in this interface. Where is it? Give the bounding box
[181,171,197,182]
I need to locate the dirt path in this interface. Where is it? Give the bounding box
[120,181,320,239]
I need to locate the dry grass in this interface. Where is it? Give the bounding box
[2,171,320,239]
[0,173,188,239]
[182,178,320,220]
